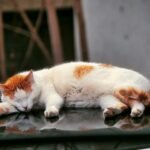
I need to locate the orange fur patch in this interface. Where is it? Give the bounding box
[115,87,149,106]
[6,126,36,134]
[100,63,113,68]
[2,74,32,99]
[74,65,94,79]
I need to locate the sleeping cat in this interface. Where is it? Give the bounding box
[0,62,150,118]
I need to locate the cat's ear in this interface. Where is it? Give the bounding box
[25,70,34,83]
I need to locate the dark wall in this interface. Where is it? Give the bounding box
[2,8,75,79]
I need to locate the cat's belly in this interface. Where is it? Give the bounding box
[63,86,101,108]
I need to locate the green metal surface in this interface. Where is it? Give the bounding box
[0,109,150,149]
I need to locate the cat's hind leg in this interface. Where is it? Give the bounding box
[130,101,144,117]
[115,88,146,117]
[98,95,128,118]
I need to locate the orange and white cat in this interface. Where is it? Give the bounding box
[0,62,150,118]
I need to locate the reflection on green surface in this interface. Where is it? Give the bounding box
[0,109,150,134]
[0,109,150,149]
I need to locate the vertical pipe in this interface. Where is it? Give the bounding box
[73,0,89,61]
[45,0,64,64]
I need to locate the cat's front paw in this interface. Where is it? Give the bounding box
[44,106,59,118]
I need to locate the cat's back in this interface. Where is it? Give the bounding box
[50,62,150,92]
[51,61,147,80]
[51,62,99,80]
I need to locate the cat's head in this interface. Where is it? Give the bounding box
[0,71,34,112]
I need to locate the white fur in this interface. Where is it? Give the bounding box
[1,62,150,118]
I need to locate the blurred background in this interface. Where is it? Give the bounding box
[0,0,150,81]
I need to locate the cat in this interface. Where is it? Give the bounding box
[0,62,150,118]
